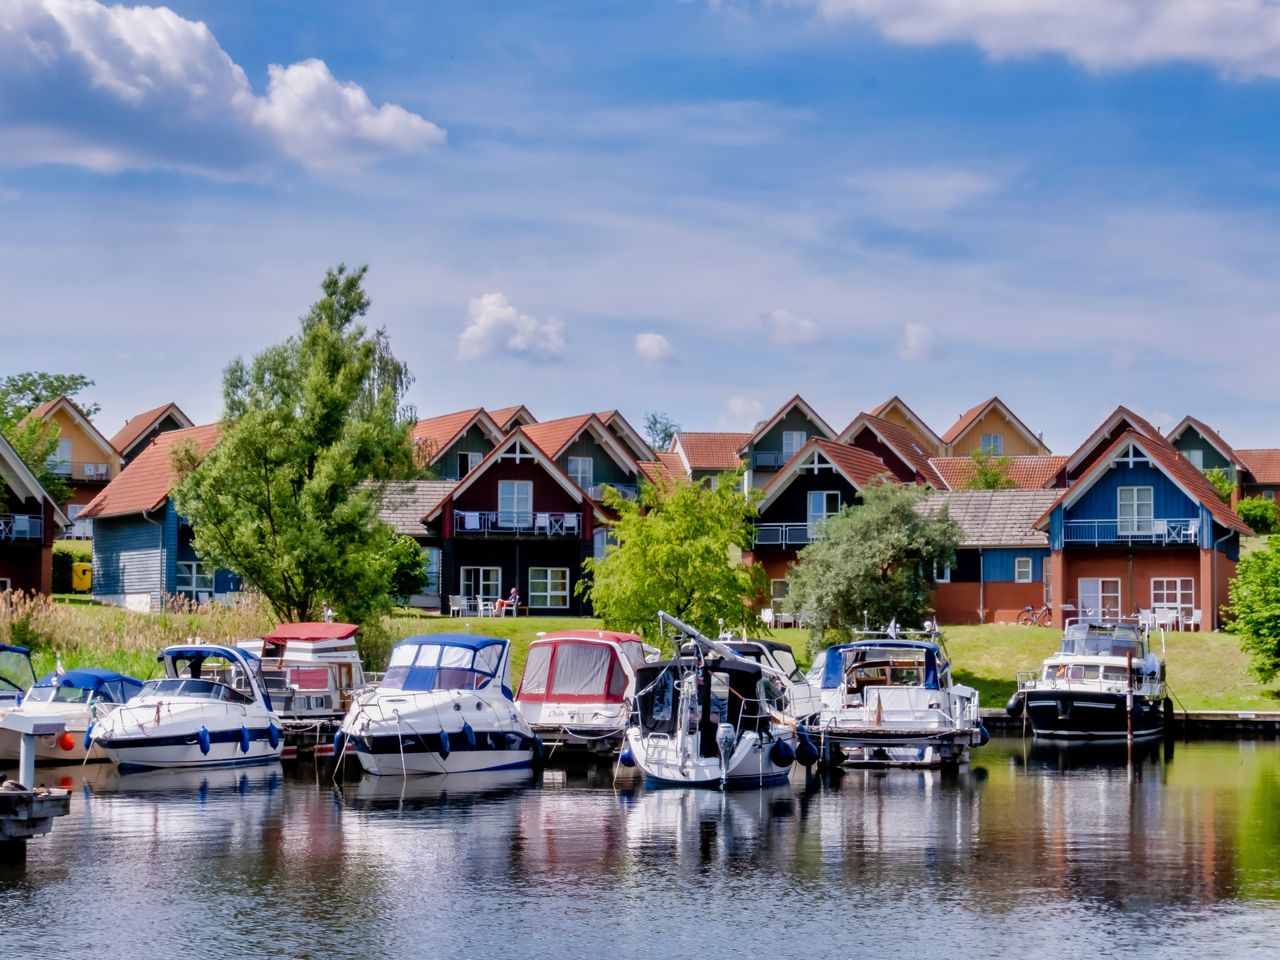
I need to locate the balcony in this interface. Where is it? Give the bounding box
[0,514,44,542]
[1062,518,1200,546]
[59,518,93,540]
[753,522,824,547]
[585,483,639,501]
[752,450,787,469]
[453,510,582,537]
[46,460,112,483]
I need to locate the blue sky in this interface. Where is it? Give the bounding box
[3,0,1279,451]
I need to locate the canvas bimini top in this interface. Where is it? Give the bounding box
[816,640,946,691]
[380,634,512,698]
[0,643,35,693]
[28,668,144,705]
[152,645,274,711]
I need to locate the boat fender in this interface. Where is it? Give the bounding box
[439,730,451,760]
[795,732,820,767]
[462,721,476,747]
[769,739,795,768]
[532,735,545,762]
[977,722,990,747]
[83,722,95,751]
[267,724,280,749]
[58,732,76,752]
[619,746,636,768]
[198,726,211,756]
[333,730,347,757]
[1005,693,1024,718]
[239,725,251,754]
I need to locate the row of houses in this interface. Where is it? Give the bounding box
[3,392,1277,632]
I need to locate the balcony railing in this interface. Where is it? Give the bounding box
[0,514,44,541]
[1062,518,1200,546]
[453,510,582,537]
[752,451,787,469]
[585,483,639,501]
[753,522,825,547]
[59,518,93,540]
[45,460,112,482]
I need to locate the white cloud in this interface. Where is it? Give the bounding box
[457,293,566,362]
[718,395,765,431]
[897,320,938,361]
[763,308,822,344]
[847,167,999,222]
[634,332,676,364]
[0,0,443,177]
[809,1,1280,80]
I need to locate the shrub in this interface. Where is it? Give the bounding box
[1226,535,1280,682]
[51,547,75,593]
[1238,496,1279,535]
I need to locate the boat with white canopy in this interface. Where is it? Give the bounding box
[0,668,142,764]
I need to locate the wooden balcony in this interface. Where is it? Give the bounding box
[453,510,582,537]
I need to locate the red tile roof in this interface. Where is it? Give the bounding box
[636,451,688,486]
[814,440,896,489]
[1064,405,1161,472]
[868,395,943,449]
[1238,449,1280,485]
[411,408,497,461]
[110,402,192,455]
[846,414,946,488]
[929,455,1067,491]
[1173,416,1241,467]
[79,424,221,519]
[487,405,534,430]
[522,414,597,459]
[676,432,750,471]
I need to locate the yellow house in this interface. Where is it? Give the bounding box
[26,396,122,536]
[941,396,1051,458]
[868,396,944,457]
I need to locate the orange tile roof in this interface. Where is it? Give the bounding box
[79,424,221,520]
[522,414,597,459]
[487,405,534,430]
[929,455,1067,491]
[28,397,59,419]
[814,440,896,489]
[411,408,490,461]
[852,414,945,488]
[109,402,192,455]
[1238,449,1280,485]
[939,398,992,444]
[677,432,750,471]
[636,450,688,486]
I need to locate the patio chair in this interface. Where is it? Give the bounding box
[761,608,774,628]
[563,514,579,535]
[1153,608,1175,631]
[1137,608,1155,629]
[1185,608,1203,631]
[448,595,466,617]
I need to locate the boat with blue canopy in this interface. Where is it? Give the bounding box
[90,644,283,769]
[0,642,35,716]
[338,634,539,776]
[0,667,143,764]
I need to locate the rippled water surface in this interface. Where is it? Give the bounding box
[3,738,1279,959]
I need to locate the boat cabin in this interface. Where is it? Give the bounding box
[381,635,512,697]
[1057,621,1148,660]
[144,645,273,708]
[678,639,804,683]
[238,622,366,719]
[633,659,781,758]
[25,669,142,706]
[813,641,950,698]
[0,643,35,706]
[518,631,647,706]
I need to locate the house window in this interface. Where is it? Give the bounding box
[1184,449,1204,471]
[771,579,789,600]
[529,567,569,608]
[1014,557,1033,583]
[980,434,1004,455]
[782,431,806,459]
[422,547,440,594]
[593,527,613,560]
[1264,490,1276,502]
[1117,486,1154,536]
[1043,558,1052,604]
[47,438,72,476]
[807,491,840,526]
[0,578,11,592]
[1152,578,1194,620]
[567,456,593,490]
[498,480,532,527]
[933,562,951,584]
[457,451,482,477]
[1078,578,1121,620]
[176,561,214,599]
[461,566,501,601]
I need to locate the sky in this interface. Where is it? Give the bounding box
[2,0,1280,452]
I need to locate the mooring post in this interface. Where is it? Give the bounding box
[1,713,66,787]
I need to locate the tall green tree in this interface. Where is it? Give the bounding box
[581,470,765,643]
[1226,536,1280,682]
[787,482,960,644]
[0,371,99,506]
[966,450,1017,490]
[642,411,680,451]
[172,265,417,623]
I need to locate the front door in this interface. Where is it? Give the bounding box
[1078,578,1121,620]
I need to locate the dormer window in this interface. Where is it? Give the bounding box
[458,450,481,477]
[567,456,593,490]
[980,434,1004,455]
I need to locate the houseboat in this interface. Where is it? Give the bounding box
[1007,618,1170,740]
[807,627,985,767]
[338,634,539,776]
[1,668,143,764]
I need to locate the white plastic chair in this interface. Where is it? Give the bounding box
[564,514,579,535]
[1154,608,1175,631]
[1186,608,1203,631]
[761,608,774,628]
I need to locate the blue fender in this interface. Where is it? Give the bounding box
[198,726,211,756]
[239,725,251,754]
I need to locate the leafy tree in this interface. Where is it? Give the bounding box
[581,469,765,643]
[966,450,1017,490]
[387,534,429,604]
[172,265,417,624]
[1237,496,1279,536]
[1225,536,1280,682]
[0,371,98,506]
[642,411,680,451]
[787,482,961,644]
[1205,466,1234,503]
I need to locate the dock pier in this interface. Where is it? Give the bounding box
[0,713,72,861]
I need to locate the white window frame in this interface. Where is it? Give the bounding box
[176,560,214,598]
[933,561,951,584]
[782,431,806,459]
[529,567,570,609]
[460,566,501,601]
[1043,558,1052,605]
[1014,557,1033,583]
[458,450,482,477]
[498,479,532,528]
[1151,577,1194,620]
[567,456,593,490]
[1184,449,1204,471]
[1078,577,1121,620]
[1117,486,1154,536]
[807,490,840,526]
[980,433,1004,455]
[422,547,440,594]
[0,578,11,592]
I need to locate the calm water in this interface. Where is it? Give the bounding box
[3,738,1279,960]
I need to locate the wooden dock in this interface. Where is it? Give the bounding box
[981,708,1280,736]
[1,784,72,860]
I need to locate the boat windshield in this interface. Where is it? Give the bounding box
[381,642,500,692]
[843,646,940,691]
[1060,624,1146,659]
[139,678,253,703]
[1043,663,1133,682]
[0,649,35,692]
[770,648,803,683]
[617,639,648,667]
[25,684,97,704]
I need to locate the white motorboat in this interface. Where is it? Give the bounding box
[516,630,655,757]
[90,644,284,769]
[0,642,35,722]
[808,627,986,767]
[678,635,822,725]
[0,668,143,764]
[339,634,538,776]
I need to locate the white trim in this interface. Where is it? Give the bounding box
[1167,416,1239,468]
[0,432,68,529]
[31,396,121,464]
[736,395,835,455]
[528,566,570,609]
[1064,408,1158,475]
[946,398,1046,455]
[598,412,656,462]
[418,409,505,466]
[1046,434,1208,525]
[1014,556,1033,583]
[536,416,643,481]
[872,396,944,451]
[835,413,930,481]
[756,440,865,512]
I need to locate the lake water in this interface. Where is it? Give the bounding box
[3,738,1278,960]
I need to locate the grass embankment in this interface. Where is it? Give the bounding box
[4,596,1276,710]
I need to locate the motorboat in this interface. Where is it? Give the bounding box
[1007,618,1170,740]
[808,627,985,767]
[677,635,822,724]
[516,630,655,757]
[0,668,142,764]
[0,642,35,720]
[90,644,284,769]
[339,634,538,776]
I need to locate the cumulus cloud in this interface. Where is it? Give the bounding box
[634,332,676,364]
[718,395,765,431]
[763,308,822,344]
[457,293,566,363]
[0,0,443,177]
[897,320,938,361]
[809,1,1280,80]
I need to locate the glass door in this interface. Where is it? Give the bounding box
[1077,578,1121,620]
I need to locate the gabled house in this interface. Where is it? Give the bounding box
[838,413,946,489]
[79,425,241,611]
[595,410,656,463]
[522,414,645,502]
[377,480,456,610]
[0,431,68,594]
[668,431,750,485]
[737,395,836,490]
[744,438,894,601]
[928,455,1068,491]
[1059,405,1161,487]
[411,408,506,482]
[1236,449,1280,502]
[25,396,122,538]
[940,397,1050,458]
[110,402,194,467]
[488,405,537,433]
[1035,430,1252,630]
[868,396,944,456]
[423,430,607,615]
[917,490,1060,624]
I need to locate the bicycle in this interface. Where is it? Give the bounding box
[1017,603,1052,626]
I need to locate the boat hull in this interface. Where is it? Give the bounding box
[347,731,534,776]
[98,726,283,769]
[821,725,977,767]
[625,730,795,790]
[1023,690,1166,740]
